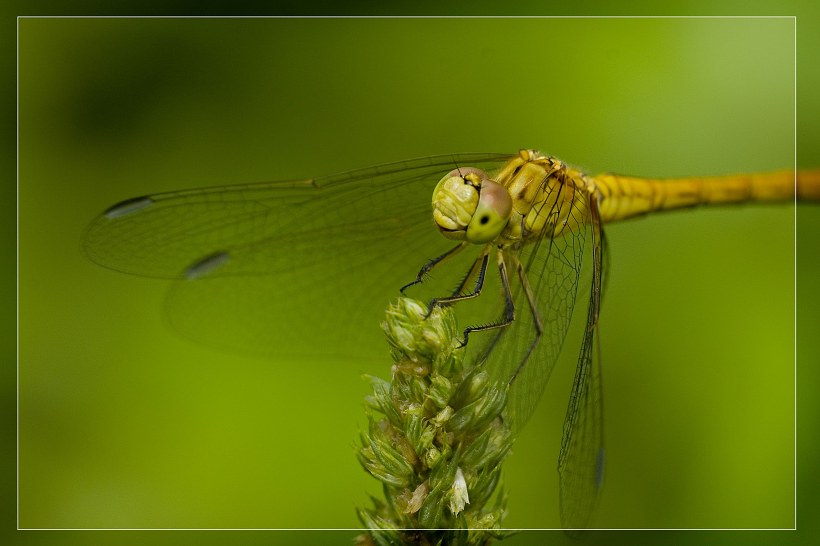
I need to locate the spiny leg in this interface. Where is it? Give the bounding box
[507,255,545,386]
[448,246,487,298]
[400,243,466,294]
[427,250,490,315]
[459,250,516,348]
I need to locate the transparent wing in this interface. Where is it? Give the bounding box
[470,175,604,529]
[83,153,513,356]
[478,179,590,432]
[558,198,605,531]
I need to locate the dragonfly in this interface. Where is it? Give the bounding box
[83,149,820,530]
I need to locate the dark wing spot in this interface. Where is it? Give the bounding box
[104,196,154,219]
[184,251,230,280]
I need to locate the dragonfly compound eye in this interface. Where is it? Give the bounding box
[431,167,512,244]
[465,179,513,244]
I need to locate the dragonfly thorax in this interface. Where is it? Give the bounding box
[431,167,513,244]
[495,150,590,243]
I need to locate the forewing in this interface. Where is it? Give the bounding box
[83,153,513,356]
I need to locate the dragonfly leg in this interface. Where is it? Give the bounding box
[400,243,467,294]
[507,255,545,386]
[459,250,515,348]
[448,246,487,298]
[427,250,490,316]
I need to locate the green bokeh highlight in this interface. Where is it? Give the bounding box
[15,13,819,546]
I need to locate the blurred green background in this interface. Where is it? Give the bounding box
[15,11,820,546]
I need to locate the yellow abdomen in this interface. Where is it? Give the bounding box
[593,169,820,223]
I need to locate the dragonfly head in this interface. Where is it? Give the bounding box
[432,167,513,244]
